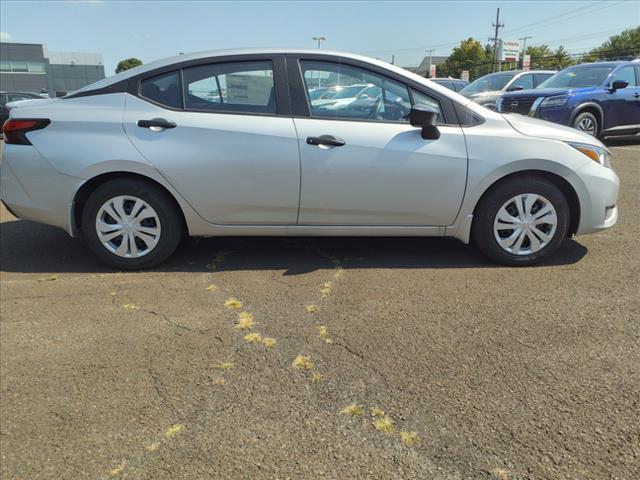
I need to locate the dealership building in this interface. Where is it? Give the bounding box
[0,42,105,97]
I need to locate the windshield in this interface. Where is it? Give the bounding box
[538,65,615,88]
[460,73,516,94]
[331,85,366,99]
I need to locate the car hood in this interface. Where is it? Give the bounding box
[462,91,501,100]
[503,112,606,147]
[500,86,599,99]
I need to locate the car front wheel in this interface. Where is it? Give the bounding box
[472,176,570,266]
[572,111,599,137]
[82,179,183,270]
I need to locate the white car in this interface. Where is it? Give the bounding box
[311,83,377,109]
[0,49,619,269]
[460,70,556,109]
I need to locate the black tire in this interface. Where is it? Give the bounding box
[82,179,183,270]
[572,111,599,137]
[472,176,570,266]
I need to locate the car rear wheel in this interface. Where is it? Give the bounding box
[472,176,570,266]
[82,179,183,270]
[572,111,599,137]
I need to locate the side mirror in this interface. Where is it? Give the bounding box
[508,84,524,92]
[410,105,440,140]
[610,80,629,92]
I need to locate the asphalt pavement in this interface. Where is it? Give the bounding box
[1,138,639,480]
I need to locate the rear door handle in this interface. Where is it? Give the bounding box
[137,118,177,129]
[306,135,346,147]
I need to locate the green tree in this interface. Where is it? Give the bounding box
[525,44,553,69]
[551,46,573,69]
[585,26,640,61]
[439,38,492,80]
[115,58,143,74]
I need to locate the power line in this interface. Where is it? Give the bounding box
[503,1,625,35]
[501,1,606,35]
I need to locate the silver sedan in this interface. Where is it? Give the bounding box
[0,49,619,269]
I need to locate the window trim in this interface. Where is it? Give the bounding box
[286,54,459,126]
[128,54,291,117]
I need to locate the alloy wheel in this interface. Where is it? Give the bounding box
[95,195,161,258]
[576,116,596,136]
[493,193,558,256]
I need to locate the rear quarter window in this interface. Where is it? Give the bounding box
[140,71,182,109]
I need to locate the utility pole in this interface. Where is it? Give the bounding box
[425,49,435,77]
[518,36,532,69]
[312,36,326,49]
[491,8,504,72]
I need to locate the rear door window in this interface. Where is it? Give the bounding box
[510,74,534,90]
[140,71,182,109]
[183,61,276,114]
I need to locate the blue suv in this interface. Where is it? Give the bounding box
[497,61,640,138]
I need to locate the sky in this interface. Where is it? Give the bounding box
[1,0,637,75]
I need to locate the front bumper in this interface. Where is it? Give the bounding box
[574,159,619,236]
[0,144,83,235]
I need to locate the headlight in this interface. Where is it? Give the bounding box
[541,95,569,108]
[568,142,611,168]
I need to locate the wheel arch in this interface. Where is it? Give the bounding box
[570,102,604,132]
[72,171,188,235]
[472,170,581,238]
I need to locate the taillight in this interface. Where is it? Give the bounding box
[2,118,50,145]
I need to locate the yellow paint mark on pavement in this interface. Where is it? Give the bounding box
[340,403,364,416]
[244,332,263,343]
[370,407,385,418]
[262,337,276,348]
[400,431,420,446]
[492,468,509,480]
[37,274,59,282]
[373,416,395,434]
[224,298,243,309]
[206,284,218,292]
[164,423,185,439]
[306,304,318,314]
[122,303,139,310]
[108,460,125,477]
[293,355,315,370]
[235,312,255,330]
[318,325,334,344]
[145,442,160,452]
[217,361,234,370]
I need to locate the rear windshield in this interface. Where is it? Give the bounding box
[538,65,616,88]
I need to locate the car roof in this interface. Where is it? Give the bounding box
[73,48,419,94]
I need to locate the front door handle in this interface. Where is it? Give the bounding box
[137,118,177,129]
[306,135,346,147]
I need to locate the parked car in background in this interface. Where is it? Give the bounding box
[1,92,44,136]
[429,77,469,92]
[460,70,556,110]
[498,61,640,137]
[311,83,378,109]
[1,49,618,269]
